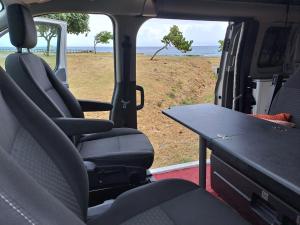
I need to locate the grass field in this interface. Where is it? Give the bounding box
[0,51,57,69]
[0,52,219,168]
[0,52,12,68]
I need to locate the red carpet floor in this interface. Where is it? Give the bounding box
[153,165,219,197]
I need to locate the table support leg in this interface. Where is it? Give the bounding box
[199,137,207,189]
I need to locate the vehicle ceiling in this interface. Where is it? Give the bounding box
[217,0,300,4]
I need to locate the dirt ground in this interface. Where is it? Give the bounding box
[67,53,219,168]
[136,55,218,167]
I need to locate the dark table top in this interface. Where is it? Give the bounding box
[163,104,300,209]
[163,104,285,140]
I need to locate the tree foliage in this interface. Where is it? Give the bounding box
[94,31,113,54]
[151,25,193,60]
[36,23,58,56]
[218,40,224,52]
[37,13,90,56]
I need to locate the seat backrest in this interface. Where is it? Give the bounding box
[0,66,88,221]
[5,4,84,119]
[0,145,85,225]
[269,69,300,126]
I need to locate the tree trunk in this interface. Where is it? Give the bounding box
[94,41,97,54]
[46,39,51,57]
[151,45,167,60]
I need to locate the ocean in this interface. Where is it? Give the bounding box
[0,46,221,57]
[67,46,221,57]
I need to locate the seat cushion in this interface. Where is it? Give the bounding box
[88,179,250,225]
[78,128,154,169]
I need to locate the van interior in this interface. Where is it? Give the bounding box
[0,0,299,225]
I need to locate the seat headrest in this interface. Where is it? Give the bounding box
[7,4,37,49]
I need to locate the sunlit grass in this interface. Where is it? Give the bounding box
[0,52,57,69]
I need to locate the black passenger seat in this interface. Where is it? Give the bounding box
[5,4,154,173]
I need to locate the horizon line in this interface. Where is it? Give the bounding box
[66,45,219,48]
[0,45,219,48]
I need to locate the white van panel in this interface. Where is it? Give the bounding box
[252,79,274,114]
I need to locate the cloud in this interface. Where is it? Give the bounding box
[67,14,113,47]
[137,18,228,46]
[0,15,228,48]
[67,16,228,47]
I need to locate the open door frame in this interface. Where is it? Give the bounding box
[215,19,258,112]
[34,17,68,86]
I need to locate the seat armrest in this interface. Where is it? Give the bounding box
[84,161,96,172]
[78,99,113,112]
[53,118,114,136]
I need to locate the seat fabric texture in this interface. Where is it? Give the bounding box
[270,69,300,126]
[88,179,250,225]
[5,3,154,169]
[0,66,89,221]
[0,65,250,224]
[79,128,154,168]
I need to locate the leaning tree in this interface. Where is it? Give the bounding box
[94,31,113,54]
[151,25,193,60]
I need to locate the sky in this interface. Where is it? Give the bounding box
[1,14,228,47]
[68,15,228,47]
[137,18,228,47]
